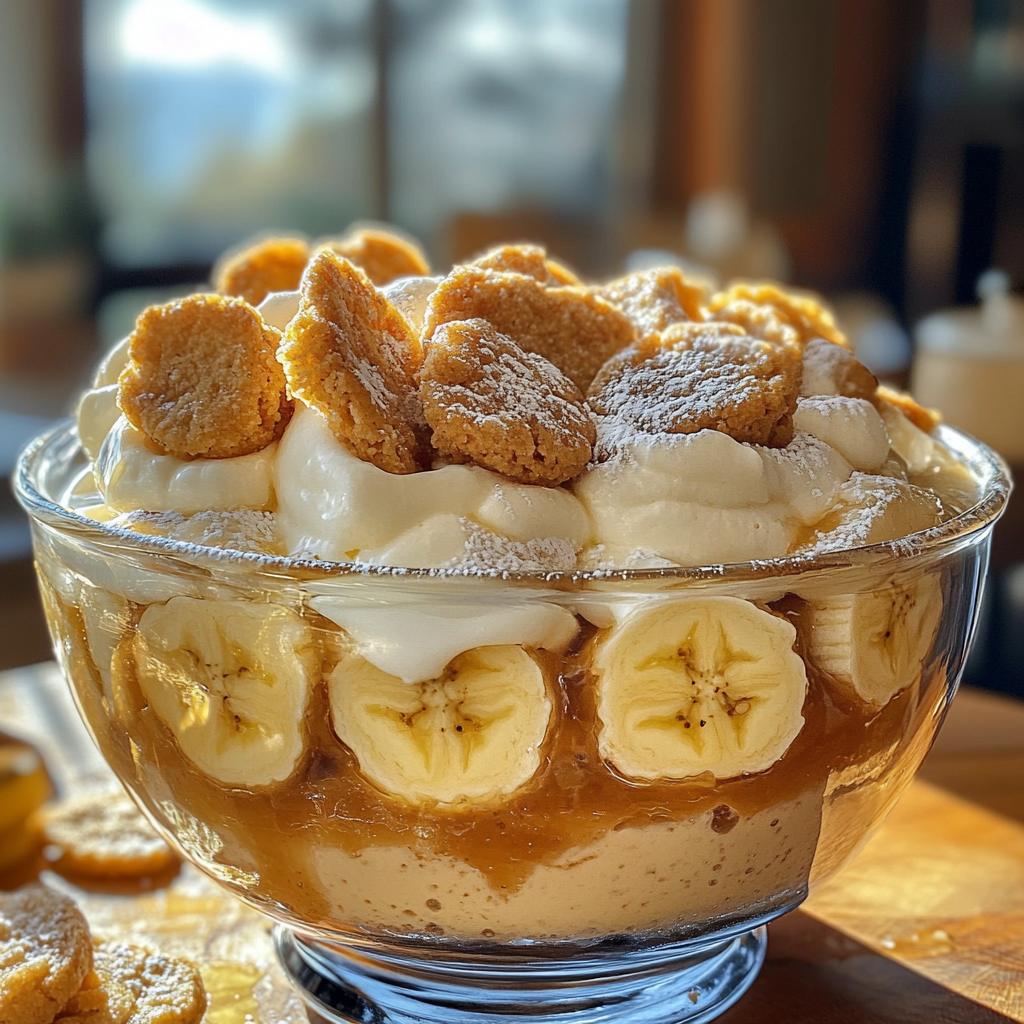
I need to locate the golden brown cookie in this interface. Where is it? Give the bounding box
[213,237,310,307]
[876,384,941,432]
[279,250,425,473]
[118,295,291,460]
[801,337,877,399]
[318,225,430,286]
[423,267,635,393]
[588,321,800,447]
[0,884,92,1024]
[33,792,176,879]
[419,319,595,485]
[56,941,205,1024]
[708,283,848,349]
[594,267,707,338]
[469,243,580,286]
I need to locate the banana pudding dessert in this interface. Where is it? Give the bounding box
[27,227,991,949]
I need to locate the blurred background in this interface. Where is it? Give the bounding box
[0,0,1021,697]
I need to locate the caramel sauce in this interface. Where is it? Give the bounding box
[49,588,950,935]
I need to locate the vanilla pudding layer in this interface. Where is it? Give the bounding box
[303,793,822,941]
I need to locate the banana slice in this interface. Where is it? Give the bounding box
[79,588,132,705]
[804,573,943,706]
[329,645,551,805]
[132,598,316,786]
[594,596,807,781]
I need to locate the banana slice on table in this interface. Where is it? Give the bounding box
[594,596,807,782]
[329,645,551,805]
[804,573,943,706]
[131,598,317,786]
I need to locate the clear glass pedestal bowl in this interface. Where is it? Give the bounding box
[16,421,1010,1024]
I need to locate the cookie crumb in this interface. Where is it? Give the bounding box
[419,319,595,485]
[424,266,635,392]
[279,250,425,473]
[469,243,579,286]
[214,237,309,307]
[595,268,707,338]
[118,295,291,460]
[318,225,430,286]
[588,321,799,447]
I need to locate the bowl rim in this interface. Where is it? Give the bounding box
[15,418,1013,586]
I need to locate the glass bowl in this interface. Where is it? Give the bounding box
[16,420,1010,1024]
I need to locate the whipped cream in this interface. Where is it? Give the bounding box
[311,594,578,683]
[97,416,277,514]
[382,276,442,335]
[792,396,890,471]
[257,290,300,331]
[76,336,131,462]
[274,404,592,567]
[574,427,854,565]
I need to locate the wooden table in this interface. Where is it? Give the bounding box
[2,663,1023,1024]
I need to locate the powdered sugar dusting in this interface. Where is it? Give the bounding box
[113,509,281,555]
[458,520,578,573]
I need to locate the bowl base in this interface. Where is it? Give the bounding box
[274,925,767,1024]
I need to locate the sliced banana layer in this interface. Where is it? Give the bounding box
[132,598,316,786]
[804,573,943,706]
[594,596,807,781]
[79,587,132,705]
[329,645,551,805]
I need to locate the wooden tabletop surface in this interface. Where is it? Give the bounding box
[2,662,1023,1024]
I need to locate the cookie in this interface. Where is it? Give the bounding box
[876,384,941,432]
[709,283,848,349]
[318,225,430,286]
[56,941,205,1024]
[0,884,92,1024]
[419,319,595,485]
[279,250,425,473]
[118,295,292,460]
[469,243,579,286]
[34,792,176,879]
[588,321,800,447]
[213,237,310,307]
[801,337,877,399]
[423,266,635,392]
[594,267,707,339]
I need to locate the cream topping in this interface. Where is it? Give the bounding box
[274,404,592,566]
[574,428,856,565]
[97,416,276,514]
[311,594,577,683]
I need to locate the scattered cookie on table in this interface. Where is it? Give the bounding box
[0,884,92,1024]
[423,266,636,392]
[419,318,595,485]
[214,236,310,307]
[588,320,800,447]
[279,250,426,473]
[469,243,579,286]
[33,792,176,879]
[56,941,206,1024]
[318,225,431,286]
[118,294,292,460]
